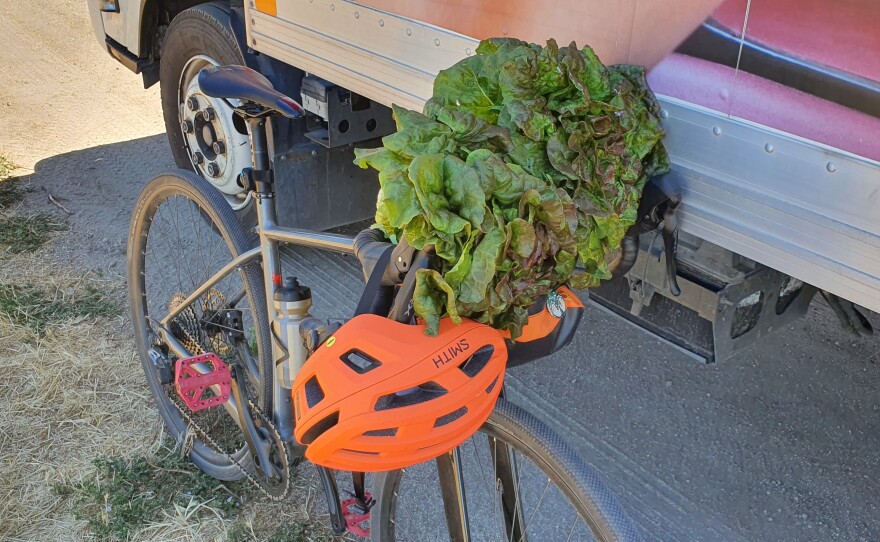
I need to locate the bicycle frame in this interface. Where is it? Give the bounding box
[154,113,531,540]
[157,115,356,441]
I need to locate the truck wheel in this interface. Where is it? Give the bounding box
[160,2,252,210]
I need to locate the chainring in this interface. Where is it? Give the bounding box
[164,291,291,500]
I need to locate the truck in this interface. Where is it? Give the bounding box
[87,0,878,362]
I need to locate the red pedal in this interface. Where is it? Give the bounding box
[341,493,372,538]
[174,353,232,412]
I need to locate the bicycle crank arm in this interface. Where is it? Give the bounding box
[229,366,277,478]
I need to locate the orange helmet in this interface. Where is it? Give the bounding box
[291,314,507,472]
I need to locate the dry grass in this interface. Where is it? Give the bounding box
[0,153,68,254]
[0,207,351,539]
[0,316,164,540]
[0,253,350,541]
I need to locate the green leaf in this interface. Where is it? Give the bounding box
[408,154,469,237]
[354,38,669,337]
[442,156,487,228]
[507,218,537,258]
[383,106,456,158]
[414,269,461,335]
[458,227,505,304]
[444,227,478,289]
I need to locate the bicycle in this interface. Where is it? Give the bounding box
[127,64,645,541]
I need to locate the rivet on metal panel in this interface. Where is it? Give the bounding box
[330,3,335,11]
[660,110,669,119]
[250,18,255,25]
[379,19,384,27]
[434,38,441,46]
[354,11,359,18]
[712,126,722,136]
[252,38,257,46]
[406,28,412,36]
[465,48,472,56]
[764,143,774,153]
[826,162,837,173]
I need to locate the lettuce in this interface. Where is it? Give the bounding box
[354,38,669,338]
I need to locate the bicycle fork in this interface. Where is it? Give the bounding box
[437,436,528,542]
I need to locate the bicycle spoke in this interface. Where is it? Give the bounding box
[565,514,581,542]
[518,477,552,542]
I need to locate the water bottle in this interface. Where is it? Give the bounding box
[273,276,312,388]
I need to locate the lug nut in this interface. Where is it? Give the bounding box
[186,96,200,111]
[192,151,204,165]
[203,107,217,121]
[212,140,226,155]
[206,162,220,177]
[180,119,194,134]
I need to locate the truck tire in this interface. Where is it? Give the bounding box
[159,2,253,210]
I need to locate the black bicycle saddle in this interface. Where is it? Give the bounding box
[198,65,303,118]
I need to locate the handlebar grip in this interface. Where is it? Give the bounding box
[353,228,394,283]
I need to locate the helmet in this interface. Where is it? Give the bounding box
[291,314,507,472]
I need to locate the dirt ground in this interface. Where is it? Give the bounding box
[1,2,878,542]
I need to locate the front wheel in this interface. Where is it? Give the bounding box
[370,398,643,542]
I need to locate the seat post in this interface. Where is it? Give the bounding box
[245,117,271,172]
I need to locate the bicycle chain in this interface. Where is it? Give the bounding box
[168,393,291,501]
[166,293,291,501]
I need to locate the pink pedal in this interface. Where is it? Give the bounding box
[174,353,232,412]
[341,493,372,538]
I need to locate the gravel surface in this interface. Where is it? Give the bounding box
[2,2,878,541]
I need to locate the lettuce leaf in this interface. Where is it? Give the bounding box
[354,38,669,336]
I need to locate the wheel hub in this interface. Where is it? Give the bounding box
[178,56,252,198]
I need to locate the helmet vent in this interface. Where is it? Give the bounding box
[375,382,448,411]
[486,375,500,394]
[341,349,382,374]
[434,406,468,428]
[458,345,494,377]
[304,376,325,408]
[341,449,380,456]
[363,428,398,437]
[300,411,339,445]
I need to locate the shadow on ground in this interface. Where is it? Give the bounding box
[14,134,173,277]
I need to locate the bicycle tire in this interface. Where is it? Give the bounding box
[370,398,643,542]
[127,170,273,480]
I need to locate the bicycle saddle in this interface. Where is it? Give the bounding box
[198,65,303,118]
